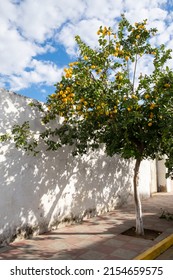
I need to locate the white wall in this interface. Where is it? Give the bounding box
[157,158,173,192]
[0,88,157,244]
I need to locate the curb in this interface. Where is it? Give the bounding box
[133,233,173,260]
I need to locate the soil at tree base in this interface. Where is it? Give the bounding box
[121,227,162,240]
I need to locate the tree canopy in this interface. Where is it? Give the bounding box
[17,15,173,169]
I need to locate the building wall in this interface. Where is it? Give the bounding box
[0,88,157,244]
[157,158,173,192]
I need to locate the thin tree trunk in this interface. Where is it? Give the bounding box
[134,158,144,235]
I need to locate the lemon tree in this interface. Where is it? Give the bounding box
[1,15,173,235]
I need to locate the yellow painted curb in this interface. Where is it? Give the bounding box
[133,233,173,260]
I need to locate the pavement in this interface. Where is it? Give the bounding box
[155,245,173,260]
[0,192,173,260]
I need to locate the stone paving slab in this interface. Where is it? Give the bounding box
[0,192,173,260]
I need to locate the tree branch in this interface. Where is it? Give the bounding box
[133,53,138,92]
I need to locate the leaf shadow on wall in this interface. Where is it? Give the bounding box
[0,90,134,244]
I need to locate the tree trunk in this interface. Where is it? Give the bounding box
[133,158,144,235]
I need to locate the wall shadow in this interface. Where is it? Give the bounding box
[0,89,134,244]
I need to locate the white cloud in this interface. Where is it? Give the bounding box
[0,0,88,91]
[125,6,168,25]
[28,60,63,84]
[0,0,18,22]
[84,0,123,21]
[16,0,60,42]
[9,60,64,91]
[166,23,173,49]
[0,0,172,95]
[124,0,167,10]
[0,20,40,75]
[16,0,86,42]
[57,18,105,56]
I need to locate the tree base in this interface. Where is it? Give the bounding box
[121,227,162,240]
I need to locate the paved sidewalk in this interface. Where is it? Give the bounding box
[0,192,173,260]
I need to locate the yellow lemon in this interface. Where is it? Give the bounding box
[114,52,118,57]
[76,105,82,111]
[164,83,171,88]
[96,68,102,74]
[116,75,123,80]
[62,98,67,103]
[65,73,72,78]
[69,62,74,67]
[149,112,154,118]
[145,94,150,99]
[150,103,156,110]
[119,50,124,55]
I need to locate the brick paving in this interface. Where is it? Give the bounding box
[0,192,173,260]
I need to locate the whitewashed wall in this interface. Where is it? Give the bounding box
[157,158,173,192]
[0,88,157,244]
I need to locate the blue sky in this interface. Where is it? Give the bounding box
[0,0,173,102]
